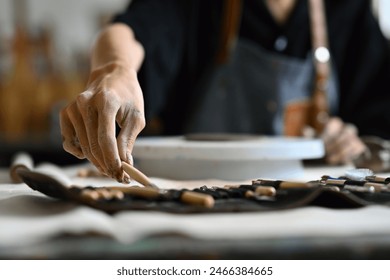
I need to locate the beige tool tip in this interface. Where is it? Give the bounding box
[121,161,158,189]
[255,186,277,196]
[180,191,215,208]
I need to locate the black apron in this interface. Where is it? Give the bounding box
[184,38,338,135]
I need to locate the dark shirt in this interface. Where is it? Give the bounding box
[113,0,390,138]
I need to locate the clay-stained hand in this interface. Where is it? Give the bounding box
[321,117,367,165]
[60,62,145,182]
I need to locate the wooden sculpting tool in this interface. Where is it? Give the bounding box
[80,185,215,209]
[253,186,277,196]
[198,185,275,201]
[80,186,156,202]
[224,184,277,197]
[104,186,161,199]
[238,186,276,201]
[252,179,317,189]
[321,176,387,193]
[121,161,159,189]
[80,188,107,201]
[179,190,215,208]
[79,162,215,208]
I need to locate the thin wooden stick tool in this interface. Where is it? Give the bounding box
[121,161,159,189]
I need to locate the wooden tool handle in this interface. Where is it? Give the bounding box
[279,181,312,189]
[180,191,215,208]
[254,179,314,189]
[121,161,158,189]
[254,186,276,196]
[109,186,161,199]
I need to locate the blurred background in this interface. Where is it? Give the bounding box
[0,0,128,166]
[0,0,389,166]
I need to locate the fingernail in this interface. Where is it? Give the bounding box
[123,173,131,184]
[114,171,123,183]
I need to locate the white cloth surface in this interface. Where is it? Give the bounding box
[1,163,390,248]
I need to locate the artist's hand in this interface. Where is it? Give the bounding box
[321,117,367,165]
[60,62,145,182]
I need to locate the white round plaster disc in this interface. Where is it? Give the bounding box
[132,136,324,180]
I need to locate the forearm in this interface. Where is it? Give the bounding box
[91,23,145,72]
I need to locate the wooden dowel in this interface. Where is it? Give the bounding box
[108,186,161,199]
[121,161,158,189]
[279,181,313,189]
[180,191,215,208]
[82,185,214,208]
[224,184,276,197]
[80,189,100,202]
[253,179,315,189]
[254,186,277,196]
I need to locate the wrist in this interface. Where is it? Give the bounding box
[93,60,136,75]
[88,60,138,85]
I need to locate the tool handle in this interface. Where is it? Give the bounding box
[109,186,161,199]
[122,161,158,189]
[181,191,215,208]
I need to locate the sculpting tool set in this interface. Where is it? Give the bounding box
[9,153,390,212]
